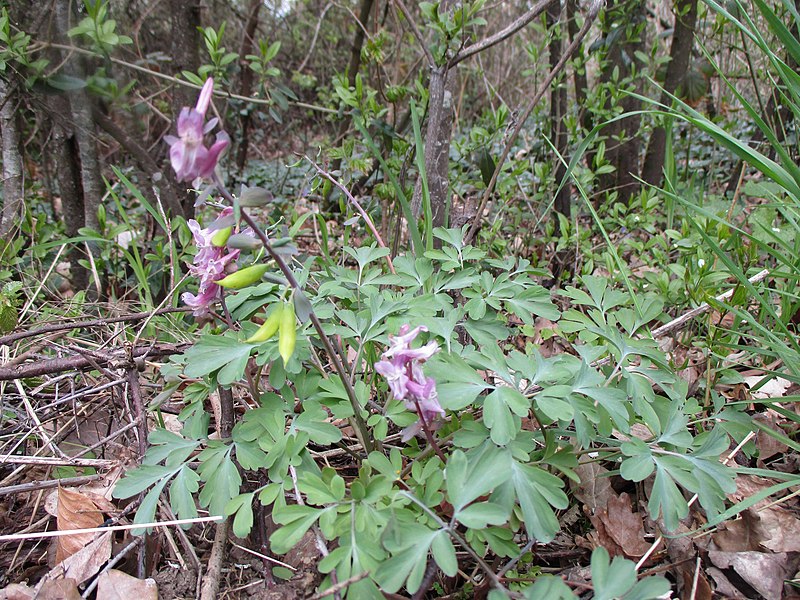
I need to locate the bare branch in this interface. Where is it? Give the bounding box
[450,0,556,68]
[393,0,436,67]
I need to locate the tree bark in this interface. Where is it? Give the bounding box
[235,0,262,176]
[596,0,647,205]
[325,0,375,207]
[640,0,699,187]
[0,79,25,238]
[54,0,104,234]
[48,94,89,291]
[169,0,202,216]
[411,66,456,228]
[547,2,570,217]
[567,0,590,132]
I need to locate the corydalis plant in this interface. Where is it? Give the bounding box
[375,325,444,441]
[182,207,239,316]
[165,77,230,183]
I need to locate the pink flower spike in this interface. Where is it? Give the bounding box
[196,77,214,115]
[166,78,227,183]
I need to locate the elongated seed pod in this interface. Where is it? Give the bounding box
[245,304,283,343]
[278,300,296,365]
[216,264,269,289]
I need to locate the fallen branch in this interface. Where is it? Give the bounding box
[199,518,230,600]
[0,307,190,347]
[0,343,187,381]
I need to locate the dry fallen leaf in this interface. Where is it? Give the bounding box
[0,583,35,600]
[36,579,82,600]
[571,460,614,513]
[589,494,650,558]
[49,531,112,585]
[712,508,770,552]
[757,506,800,553]
[708,550,793,600]
[753,411,790,465]
[729,474,778,510]
[55,488,105,563]
[744,375,791,399]
[96,570,158,600]
[706,566,748,599]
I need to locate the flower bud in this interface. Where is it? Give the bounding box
[216,263,269,289]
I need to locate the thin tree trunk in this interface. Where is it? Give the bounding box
[567,0,590,134]
[325,0,375,207]
[597,0,647,204]
[411,65,456,228]
[0,79,24,238]
[48,94,89,291]
[547,2,570,217]
[169,0,201,216]
[641,0,698,187]
[235,0,262,176]
[55,0,104,234]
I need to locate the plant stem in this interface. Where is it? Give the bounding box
[412,398,447,463]
[400,491,508,594]
[213,176,375,454]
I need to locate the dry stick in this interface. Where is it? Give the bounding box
[230,541,297,571]
[126,368,148,459]
[400,490,508,594]
[392,0,435,67]
[14,378,65,458]
[0,514,219,543]
[0,307,190,347]
[73,418,140,459]
[448,0,556,68]
[309,572,370,600]
[0,343,186,381]
[297,2,334,73]
[214,178,374,454]
[650,268,770,339]
[199,518,230,600]
[309,158,396,274]
[634,430,757,571]
[0,473,102,496]
[80,538,139,599]
[160,501,201,572]
[0,456,116,468]
[33,42,338,115]
[464,0,603,245]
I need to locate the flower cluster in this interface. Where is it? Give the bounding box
[165,78,230,183]
[181,208,240,316]
[375,325,444,441]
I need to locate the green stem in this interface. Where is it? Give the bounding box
[213,177,375,454]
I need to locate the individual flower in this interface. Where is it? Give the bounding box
[181,207,240,316]
[165,78,230,183]
[374,325,444,441]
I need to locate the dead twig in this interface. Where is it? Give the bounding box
[0,343,186,380]
[199,518,230,600]
[0,307,190,347]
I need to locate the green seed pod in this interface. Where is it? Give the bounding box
[211,226,232,247]
[216,264,269,289]
[245,304,283,343]
[278,300,296,365]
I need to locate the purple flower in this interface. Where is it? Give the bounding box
[165,78,230,183]
[375,324,444,441]
[181,207,240,316]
